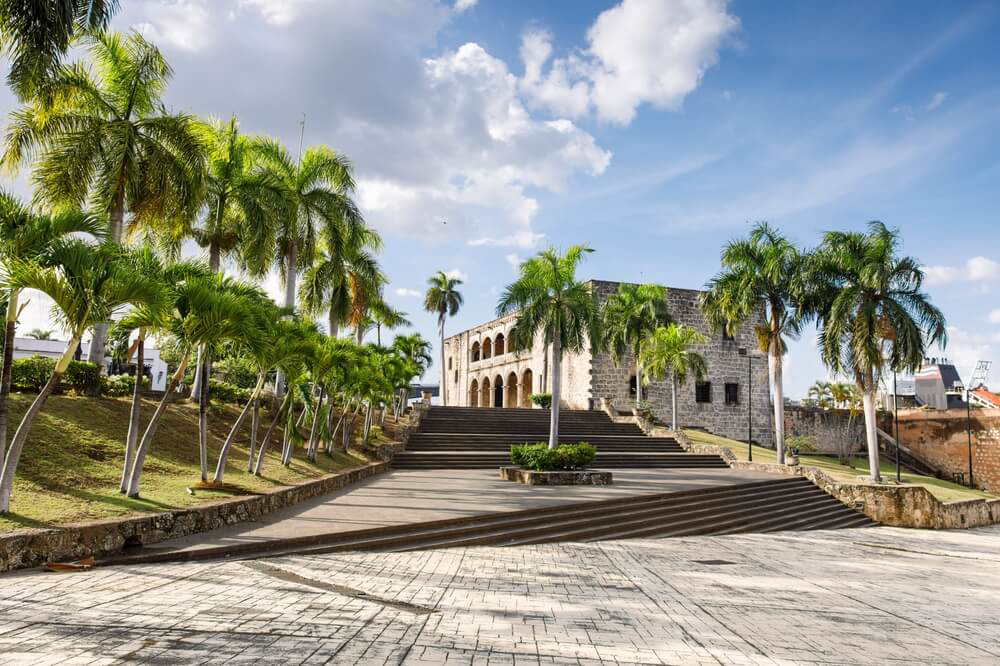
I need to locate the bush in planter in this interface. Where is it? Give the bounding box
[529,393,552,408]
[510,442,596,471]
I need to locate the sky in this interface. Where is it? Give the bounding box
[2,0,999,398]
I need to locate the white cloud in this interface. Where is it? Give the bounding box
[989,309,1000,324]
[933,326,998,382]
[924,256,1000,286]
[120,1,610,249]
[394,287,422,298]
[504,253,522,268]
[445,269,468,281]
[519,0,739,125]
[453,0,477,12]
[133,0,212,51]
[926,91,948,110]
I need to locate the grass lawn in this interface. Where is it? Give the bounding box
[0,392,375,533]
[683,429,995,503]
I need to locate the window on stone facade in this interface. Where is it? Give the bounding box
[725,383,739,405]
[471,341,480,362]
[448,357,452,370]
[454,369,459,383]
[695,381,712,403]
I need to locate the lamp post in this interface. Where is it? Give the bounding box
[966,387,974,488]
[739,347,752,461]
[893,370,900,483]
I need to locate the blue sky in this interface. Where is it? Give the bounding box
[3,0,999,397]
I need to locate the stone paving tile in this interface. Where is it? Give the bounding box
[1,526,999,664]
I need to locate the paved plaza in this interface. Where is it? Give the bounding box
[2,524,998,665]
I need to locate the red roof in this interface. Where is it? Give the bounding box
[972,387,1000,408]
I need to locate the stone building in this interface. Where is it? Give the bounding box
[442,280,774,445]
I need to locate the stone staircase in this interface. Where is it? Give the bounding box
[102,477,874,567]
[392,406,729,469]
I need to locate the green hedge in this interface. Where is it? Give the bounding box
[208,379,252,404]
[510,442,596,471]
[10,356,100,393]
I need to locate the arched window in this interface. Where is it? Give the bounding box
[493,374,504,408]
[494,333,505,356]
[481,377,491,408]
[482,337,492,359]
[471,341,480,362]
[521,368,534,407]
[448,357,452,370]
[505,371,518,407]
[469,379,479,407]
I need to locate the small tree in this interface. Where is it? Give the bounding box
[424,271,463,405]
[602,283,671,409]
[0,240,163,512]
[497,246,601,449]
[639,324,708,431]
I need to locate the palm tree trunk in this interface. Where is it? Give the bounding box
[87,194,125,378]
[275,245,298,401]
[198,346,211,481]
[548,335,561,450]
[0,336,79,512]
[120,329,145,493]
[328,401,347,454]
[541,343,548,394]
[861,379,881,482]
[0,290,21,470]
[770,344,785,464]
[635,350,642,410]
[254,389,292,476]
[307,388,325,461]
[126,352,190,497]
[439,323,446,406]
[191,245,223,404]
[671,376,678,431]
[213,374,266,483]
[328,311,339,338]
[247,396,260,472]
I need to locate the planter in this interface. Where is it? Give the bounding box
[499,466,612,486]
[786,455,800,466]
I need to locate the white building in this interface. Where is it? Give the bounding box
[12,336,169,391]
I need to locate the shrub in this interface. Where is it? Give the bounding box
[101,373,135,396]
[64,361,101,393]
[11,355,55,392]
[208,379,252,404]
[510,442,596,471]
[530,393,552,408]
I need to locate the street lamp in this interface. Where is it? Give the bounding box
[966,387,975,488]
[739,347,752,462]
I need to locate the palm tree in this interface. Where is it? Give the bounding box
[370,299,411,346]
[123,271,255,496]
[808,380,834,409]
[299,216,382,338]
[602,283,671,409]
[0,0,119,98]
[640,324,708,431]
[0,239,163,512]
[830,382,857,410]
[24,329,53,340]
[424,272,463,405]
[497,246,601,449]
[3,30,205,370]
[0,191,103,474]
[254,139,361,395]
[391,333,432,415]
[701,222,805,464]
[805,221,946,482]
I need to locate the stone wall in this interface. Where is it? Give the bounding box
[668,428,1000,528]
[588,281,773,445]
[784,405,865,454]
[888,408,1000,493]
[0,462,388,573]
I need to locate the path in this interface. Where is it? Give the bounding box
[2,525,998,664]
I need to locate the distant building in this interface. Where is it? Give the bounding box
[914,358,966,410]
[969,386,1000,409]
[442,280,774,445]
[12,337,169,392]
[878,378,922,411]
